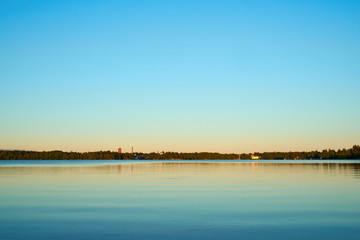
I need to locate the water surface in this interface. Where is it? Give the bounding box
[1,160,360,239]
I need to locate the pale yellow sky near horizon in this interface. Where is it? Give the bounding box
[1,133,358,153]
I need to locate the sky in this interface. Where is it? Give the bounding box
[1,0,359,153]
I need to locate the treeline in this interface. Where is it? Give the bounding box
[145,152,239,160]
[241,145,360,160]
[0,145,359,160]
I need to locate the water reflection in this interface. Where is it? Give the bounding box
[0,161,360,240]
[1,161,359,179]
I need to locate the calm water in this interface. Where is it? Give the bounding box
[1,160,360,240]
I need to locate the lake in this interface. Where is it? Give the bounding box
[1,160,360,240]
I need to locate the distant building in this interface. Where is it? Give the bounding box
[251,154,260,160]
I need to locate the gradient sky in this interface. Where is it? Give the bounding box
[1,0,359,153]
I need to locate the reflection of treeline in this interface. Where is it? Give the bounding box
[0,145,359,160]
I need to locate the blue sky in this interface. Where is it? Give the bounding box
[1,0,359,153]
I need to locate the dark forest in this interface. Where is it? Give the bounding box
[1,145,359,160]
